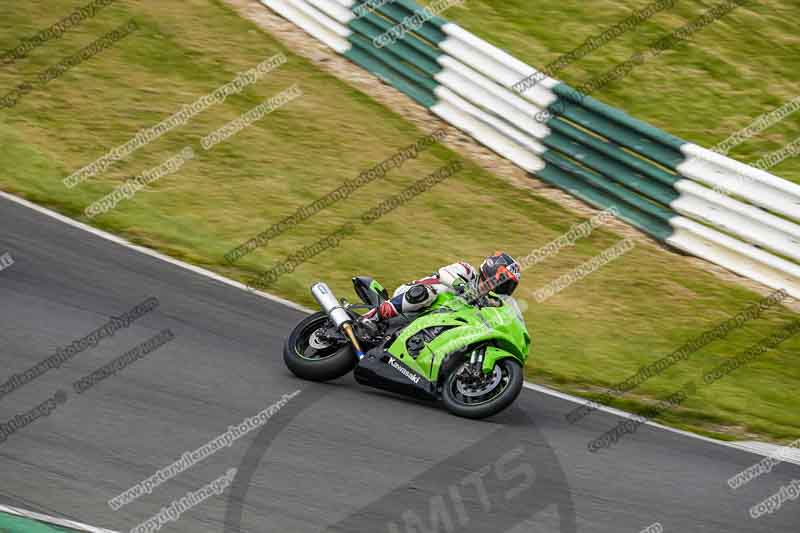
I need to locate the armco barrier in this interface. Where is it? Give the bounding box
[260,0,800,298]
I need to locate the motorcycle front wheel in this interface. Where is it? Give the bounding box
[283,312,357,382]
[441,358,523,419]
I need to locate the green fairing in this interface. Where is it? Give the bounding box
[384,292,530,382]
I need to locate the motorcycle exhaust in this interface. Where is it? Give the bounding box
[311,282,365,359]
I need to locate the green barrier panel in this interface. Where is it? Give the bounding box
[536,164,675,242]
[547,84,684,169]
[541,151,677,223]
[345,0,679,246]
[552,83,687,152]
[349,17,443,76]
[348,33,438,92]
[543,131,680,206]
[393,0,450,29]
[362,1,448,45]
[547,117,681,188]
[548,99,685,170]
[269,0,798,298]
[352,10,443,62]
[344,45,437,108]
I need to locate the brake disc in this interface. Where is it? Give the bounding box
[308,328,333,350]
[456,364,502,397]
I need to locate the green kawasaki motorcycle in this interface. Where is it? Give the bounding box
[283,277,530,419]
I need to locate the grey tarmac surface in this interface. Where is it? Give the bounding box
[0,195,798,533]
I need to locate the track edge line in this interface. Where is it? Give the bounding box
[3,190,791,463]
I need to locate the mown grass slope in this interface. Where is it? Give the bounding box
[444,0,800,184]
[0,0,797,441]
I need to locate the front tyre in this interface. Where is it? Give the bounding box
[283,312,357,382]
[442,358,523,419]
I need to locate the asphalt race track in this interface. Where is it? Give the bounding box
[1,195,798,533]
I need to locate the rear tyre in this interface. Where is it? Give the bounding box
[442,358,523,419]
[283,312,357,382]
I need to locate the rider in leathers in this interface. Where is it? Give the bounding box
[361,252,522,323]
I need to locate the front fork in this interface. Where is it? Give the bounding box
[470,348,483,368]
[463,346,486,378]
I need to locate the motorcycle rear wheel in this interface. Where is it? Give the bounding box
[283,312,357,382]
[442,358,523,419]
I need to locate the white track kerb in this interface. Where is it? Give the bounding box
[108,391,300,510]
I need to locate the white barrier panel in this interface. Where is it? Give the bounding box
[435,86,547,156]
[431,99,546,174]
[436,56,551,138]
[305,0,355,24]
[262,0,351,53]
[672,180,800,262]
[678,144,800,224]
[668,217,800,299]
[439,24,558,110]
[434,67,550,142]
[289,0,351,35]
